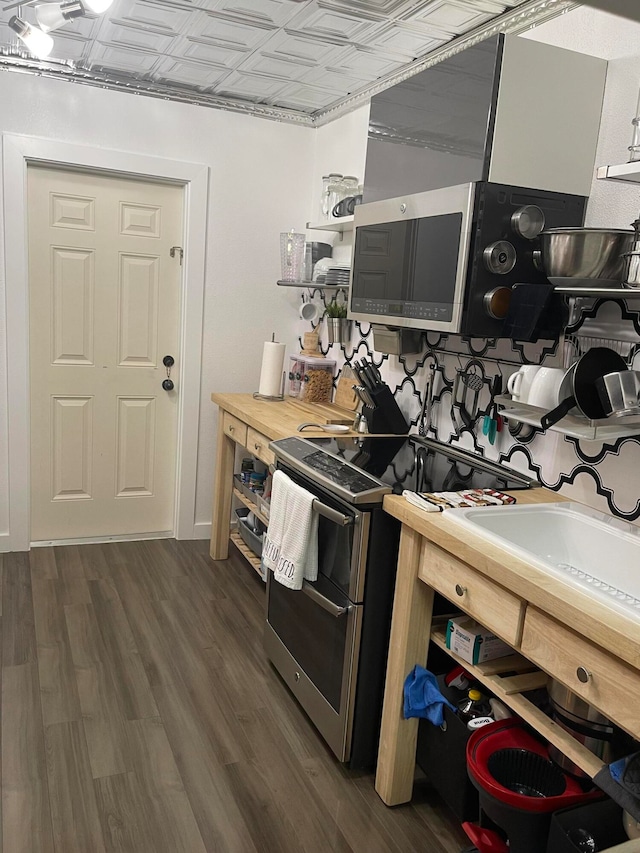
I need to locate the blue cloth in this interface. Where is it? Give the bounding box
[610,757,626,784]
[403,665,457,726]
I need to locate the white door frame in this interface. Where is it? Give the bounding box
[2,133,209,552]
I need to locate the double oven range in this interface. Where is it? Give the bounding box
[264,435,538,769]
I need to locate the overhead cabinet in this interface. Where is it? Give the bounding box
[364,33,607,202]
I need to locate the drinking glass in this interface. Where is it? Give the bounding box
[280,231,305,282]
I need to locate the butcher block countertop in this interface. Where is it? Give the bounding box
[210,392,359,440]
[383,491,640,670]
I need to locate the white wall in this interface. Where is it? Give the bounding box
[0,72,316,542]
[523,6,640,227]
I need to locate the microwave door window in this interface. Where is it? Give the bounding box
[410,213,463,308]
[352,213,463,324]
[352,222,413,302]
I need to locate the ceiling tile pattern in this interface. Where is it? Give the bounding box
[0,0,540,118]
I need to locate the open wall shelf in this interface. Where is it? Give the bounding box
[277,280,348,292]
[496,395,640,440]
[306,216,354,233]
[597,161,640,184]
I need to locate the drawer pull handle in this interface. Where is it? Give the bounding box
[254,443,260,450]
[455,584,467,597]
[576,666,592,684]
[229,426,234,433]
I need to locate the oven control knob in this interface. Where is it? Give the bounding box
[484,286,512,319]
[511,205,545,240]
[483,241,516,275]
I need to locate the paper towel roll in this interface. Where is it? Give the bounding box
[258,341,285,397]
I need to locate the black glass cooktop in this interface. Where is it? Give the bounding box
[271,435,538,505]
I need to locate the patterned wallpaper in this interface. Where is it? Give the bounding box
[298,292,640,523]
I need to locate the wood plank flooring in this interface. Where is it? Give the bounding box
[0,539,468,853]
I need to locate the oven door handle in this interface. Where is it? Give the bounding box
[312,499,352,527]
[302,582,351,617]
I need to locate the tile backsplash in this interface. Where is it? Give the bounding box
[300,293,640,523]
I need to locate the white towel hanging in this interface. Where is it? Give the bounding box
[263,470,318,590]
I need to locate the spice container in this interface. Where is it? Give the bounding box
[299,358,336,403]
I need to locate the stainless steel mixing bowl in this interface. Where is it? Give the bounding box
[539,227,635,288]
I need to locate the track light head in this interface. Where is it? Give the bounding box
[9,15,54,58]
[35,1,85,33]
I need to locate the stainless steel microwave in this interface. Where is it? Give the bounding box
[348,181,586,338]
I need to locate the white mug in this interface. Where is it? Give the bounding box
[507,366,540,403]
[527,367,566,410]
[299,301,320,323]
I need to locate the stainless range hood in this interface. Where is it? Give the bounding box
[363,33,607,204]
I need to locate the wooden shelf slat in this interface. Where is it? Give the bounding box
[430,624,605,779]
[497,671,549,695]
[232,488,269,527]
[475,653,537,676]
[229,530,264,578]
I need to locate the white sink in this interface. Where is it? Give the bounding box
[445,502,640,619]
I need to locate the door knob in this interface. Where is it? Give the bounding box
[162,355,175,391]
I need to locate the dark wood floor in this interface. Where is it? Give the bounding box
[0,538,468,852]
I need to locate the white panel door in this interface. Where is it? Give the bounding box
[29,166,183,541]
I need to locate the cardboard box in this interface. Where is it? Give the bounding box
[446,615,511,665]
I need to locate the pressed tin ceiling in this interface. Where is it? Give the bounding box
[0,0,577,124]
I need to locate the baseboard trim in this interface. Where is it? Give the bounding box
[0,532,12,553]
[192,522,212,540]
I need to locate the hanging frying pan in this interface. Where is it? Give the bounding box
[540,347,628,430]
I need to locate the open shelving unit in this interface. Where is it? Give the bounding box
[232,485,269,528]
[495,395,640,440]
[553,286,640,298]
[305,215,354,233]
[597,161,640,184]
[277,280,348,292]
[230,474,269,578]
[430,622,605,779]
[229,530,263,577]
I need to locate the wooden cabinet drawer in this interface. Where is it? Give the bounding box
[419,540,525,648]
[222,412,247,446]
[521,607,640,739]
[246,427,274,467]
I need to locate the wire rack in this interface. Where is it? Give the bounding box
[562,334,636,369]
[495,332,640,439]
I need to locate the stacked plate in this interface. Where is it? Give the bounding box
[324,266,351,286]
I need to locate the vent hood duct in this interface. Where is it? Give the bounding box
[363,33,607,203]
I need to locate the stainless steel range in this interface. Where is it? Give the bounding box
[264,435,538,769]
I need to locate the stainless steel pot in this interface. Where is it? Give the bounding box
[548,679,616,778]
[539,228,635,288]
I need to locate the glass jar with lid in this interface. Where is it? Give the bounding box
[327,175,344,220]
[341,176,359,197]
[322,173,342,220]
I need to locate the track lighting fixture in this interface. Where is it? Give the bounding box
[35,0,84,33]
[8,0,114,60]
[9,15,53,58]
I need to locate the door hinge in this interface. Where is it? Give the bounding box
[170,246,184,265]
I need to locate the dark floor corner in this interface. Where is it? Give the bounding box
[0,539,468,852]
